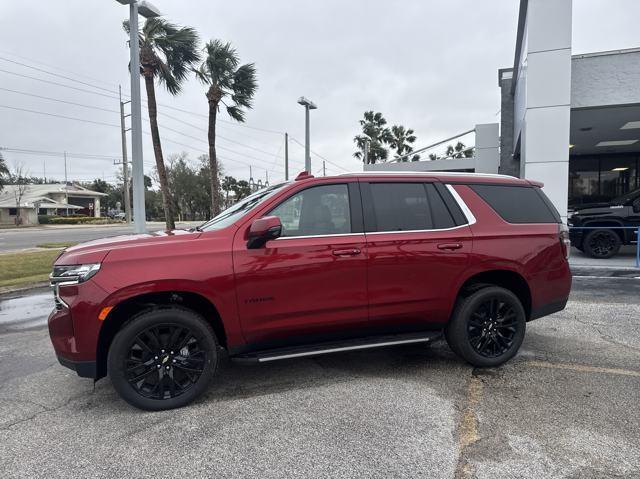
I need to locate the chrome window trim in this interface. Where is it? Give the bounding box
[446,184,477,226]
[365,224,469,235]
[274,232,364,241]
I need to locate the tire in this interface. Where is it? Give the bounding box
[583,229,621,259]
[108,307,219,411]
[446,286,526,368]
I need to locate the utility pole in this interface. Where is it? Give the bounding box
[129,1,146,233]
[64,151,69,217]
[265,170,269,187]
[43,160,46,182]
[323,161,326,177]
[284,132,289,180]
[119,85,132,224]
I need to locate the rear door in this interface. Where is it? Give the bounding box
[362,180,473,330]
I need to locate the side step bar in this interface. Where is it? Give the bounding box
[233,331,442,363]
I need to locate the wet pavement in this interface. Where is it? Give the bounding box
[0,288,52,333]
[0,277,639,478]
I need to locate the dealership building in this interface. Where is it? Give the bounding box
[366,0,640,221]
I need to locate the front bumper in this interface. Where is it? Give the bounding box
[57,355,97,378]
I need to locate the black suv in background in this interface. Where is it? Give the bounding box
[569,188,640,258]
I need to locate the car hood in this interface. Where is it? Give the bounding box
[55,229,202,265]
[571,202,615,211]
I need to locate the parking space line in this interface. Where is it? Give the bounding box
[527,360,640,377]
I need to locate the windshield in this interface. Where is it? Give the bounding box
[611,187,640,205]
[198,183,288,232]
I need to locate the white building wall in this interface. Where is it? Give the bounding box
[516,0,572,221]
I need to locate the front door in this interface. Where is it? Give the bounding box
[362,181,472,330]
[232,182,368,347]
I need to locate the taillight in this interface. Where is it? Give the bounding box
[559,223,570,260]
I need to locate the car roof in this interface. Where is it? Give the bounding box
[320,171,538,187]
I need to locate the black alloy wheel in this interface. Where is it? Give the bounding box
[124,324,206,400]
[466,297,518,358]
[446,286,526,368]
[584,229,621,259]
[108,307,219,411]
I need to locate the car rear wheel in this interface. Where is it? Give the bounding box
[108,307,219,411]
[583,229,621,259]
[446,286,526,368]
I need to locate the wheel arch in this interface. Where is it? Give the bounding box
[96,291,226,379]
[455,270,532,320]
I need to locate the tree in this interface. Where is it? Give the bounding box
[0,151,8,191]
[390,125,420,162]
[353,111,392,164]
[123,18,201,230]
[446,141,473,159]
[195,40,257,217]
[11,164,29,226]
[428,142,473,161]
[221,175,237,206]
[233,180,252,201]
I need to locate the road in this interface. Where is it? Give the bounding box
[0,275,639,478]
[0,222,200,252]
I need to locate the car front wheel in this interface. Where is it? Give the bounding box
[108,307,219,411]
[446,286,526,368]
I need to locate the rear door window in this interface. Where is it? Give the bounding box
[369,183,432,231]
[470,184,560,223]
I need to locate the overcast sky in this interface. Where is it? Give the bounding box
[0,0,639,185]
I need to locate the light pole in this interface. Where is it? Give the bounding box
[115,0,161,233]
[297,96,317,173]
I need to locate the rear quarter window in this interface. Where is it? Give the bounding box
[470,184,561,224]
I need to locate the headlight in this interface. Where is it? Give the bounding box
[51,263,101,284]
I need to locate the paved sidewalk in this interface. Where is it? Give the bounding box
[570,245,638,270]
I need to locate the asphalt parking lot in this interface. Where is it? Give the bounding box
[0,275,639,478]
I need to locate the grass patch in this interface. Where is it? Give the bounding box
[0,250,61,288]
[36,242,78,249]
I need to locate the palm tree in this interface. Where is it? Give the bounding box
[353,111,393,164]
[123,18,200,230]
[221,175,237,206]
[445,141,474,159]
[390,125,420,162]
[195,40,257,216]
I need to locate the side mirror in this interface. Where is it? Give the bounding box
[247,216,282,249]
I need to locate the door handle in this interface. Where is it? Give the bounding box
[437,243,463,251]
[332,248,361,256]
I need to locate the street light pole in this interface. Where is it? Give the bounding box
[128,1,145,233]
[119,85,132,224]
[297,97,317,174]
[116,0,160,232]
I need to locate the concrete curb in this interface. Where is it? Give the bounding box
[0,281,49,296]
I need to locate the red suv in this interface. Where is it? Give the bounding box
[48,172,571,410]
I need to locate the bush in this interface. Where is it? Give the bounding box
[37,215,123,225]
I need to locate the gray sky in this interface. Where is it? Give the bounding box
[0,0,639,185]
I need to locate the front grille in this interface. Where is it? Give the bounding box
[49,275,78,310]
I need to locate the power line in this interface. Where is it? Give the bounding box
[0,104,120,128]
[0,147,120,160]
[0,87,120,114]
[0,54,285,135]
[289,137,350,173]
[0,56,120,96]
[0,82,291,161]
[0,49,122,91]
[0,68,120,100]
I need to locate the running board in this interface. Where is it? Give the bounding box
[232,331,442,363]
